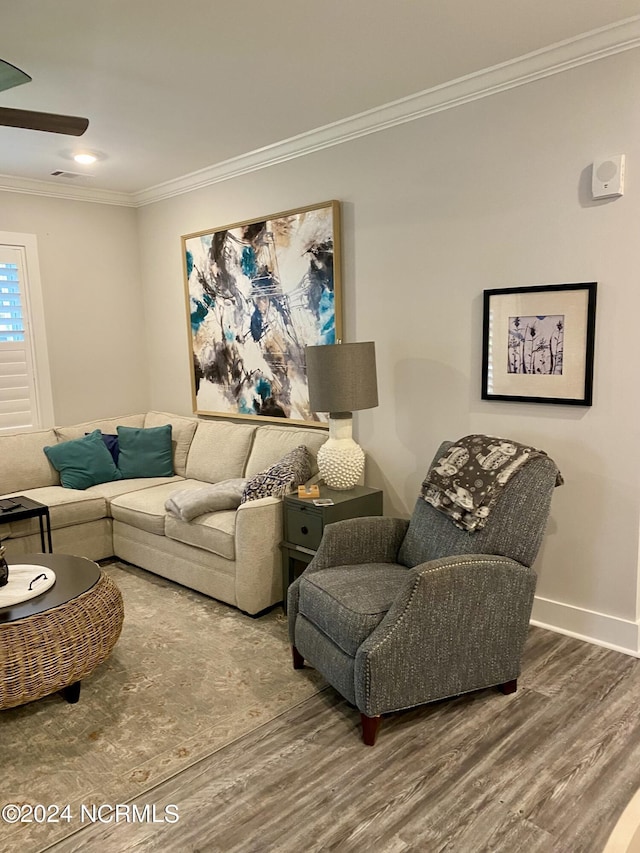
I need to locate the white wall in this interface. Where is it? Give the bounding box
[0,193,149,423]
[137,48,640,652]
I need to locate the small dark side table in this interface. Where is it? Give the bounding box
[0,495,53,553]
[281,484,383,609]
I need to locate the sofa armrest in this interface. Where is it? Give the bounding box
[234,496,284,614]
[236,495,281,512]
[355,554,536,716]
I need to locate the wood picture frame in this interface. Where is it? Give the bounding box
[182,200,342,426]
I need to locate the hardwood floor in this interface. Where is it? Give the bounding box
[45,626,640,853]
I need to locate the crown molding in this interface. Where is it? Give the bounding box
[132,15,640,206]
[0,173,135,206]
[2,16,639,209]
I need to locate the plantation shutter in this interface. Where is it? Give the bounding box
[0,245,40,431]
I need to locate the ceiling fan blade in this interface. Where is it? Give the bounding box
[0,59,31,93]
[0,107,89,136]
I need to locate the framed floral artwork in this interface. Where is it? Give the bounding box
[482,282,597,405]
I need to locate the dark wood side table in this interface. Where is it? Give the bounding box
[281,484,383,610]
[0,495,52,553]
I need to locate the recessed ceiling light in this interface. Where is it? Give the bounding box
[73,152,97,165]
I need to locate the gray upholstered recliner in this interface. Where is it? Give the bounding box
[287,440,561,745]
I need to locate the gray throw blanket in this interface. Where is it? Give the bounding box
[165,479,248,521]
[422,434,563,532]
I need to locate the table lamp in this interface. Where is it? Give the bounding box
[305,341,378,490]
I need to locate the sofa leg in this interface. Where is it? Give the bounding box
[499,678,517,695]
[361,713,381,746]
[292,645,304,669]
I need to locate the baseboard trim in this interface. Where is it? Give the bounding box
[531,594,640,657]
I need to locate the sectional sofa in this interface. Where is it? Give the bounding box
[0,411,326,614]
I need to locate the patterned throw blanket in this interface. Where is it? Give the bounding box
[421,434,563,532]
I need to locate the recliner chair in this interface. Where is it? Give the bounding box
[287,439,561,745]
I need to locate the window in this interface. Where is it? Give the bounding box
[0,234,54,432]
[0,261,22,341]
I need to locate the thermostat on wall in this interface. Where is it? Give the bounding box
[592,154,625,199]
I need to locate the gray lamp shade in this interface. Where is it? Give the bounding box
[305,342,378,415]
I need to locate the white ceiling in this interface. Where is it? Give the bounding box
[1,0,640,197]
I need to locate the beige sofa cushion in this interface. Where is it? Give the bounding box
[1,485,107,539]
[186,420,256,483]
[110,479,204,536]
[144,411,198,477]
[0,429,60,494]
[86,475,184,506]
[55,413,145,441]
[244,425,327,478]
[165,512,236,560]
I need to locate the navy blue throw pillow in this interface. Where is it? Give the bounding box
[86,432,120,465]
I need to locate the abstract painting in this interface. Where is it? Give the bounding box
[182,201,341,424]
[482,282,597,405]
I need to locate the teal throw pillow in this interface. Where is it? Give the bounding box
[44,429,123,490]
[117,424,174,478]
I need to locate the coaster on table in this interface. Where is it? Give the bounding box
[297,484,320,499]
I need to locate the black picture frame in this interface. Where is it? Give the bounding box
[481,282,597,406]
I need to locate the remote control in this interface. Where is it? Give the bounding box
[0,498,20,512]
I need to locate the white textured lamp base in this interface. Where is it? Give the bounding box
[317,416,365,490]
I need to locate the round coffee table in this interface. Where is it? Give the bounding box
[0,554,124,709]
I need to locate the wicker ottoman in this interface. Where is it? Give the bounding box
[0,556,124,710]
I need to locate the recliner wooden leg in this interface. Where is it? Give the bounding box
[361,713,381,746]
[292,645,304,669]
[499,678,518,694]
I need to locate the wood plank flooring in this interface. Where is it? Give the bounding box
[43,627,640,853]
